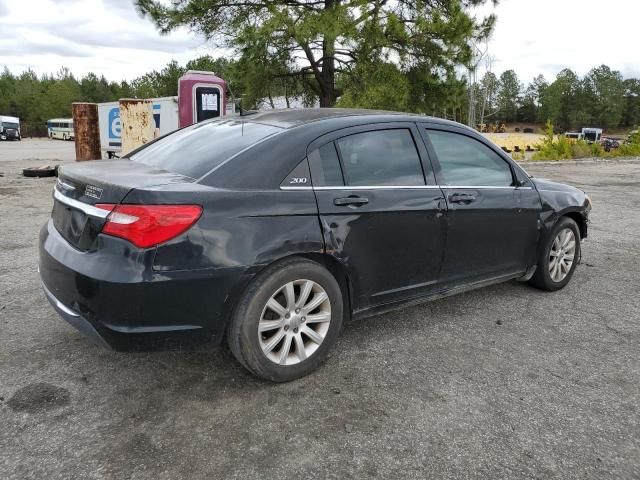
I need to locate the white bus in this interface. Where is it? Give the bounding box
[47,118,74,140]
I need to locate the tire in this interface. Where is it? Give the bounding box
[528,217,581,291]
[22,166,56,178]
[227,257,344,382]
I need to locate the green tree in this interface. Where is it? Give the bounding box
[131,60,186,98]
[41,68,82,119]
[622,78,640,127]
[338,62,411,111]
[540,69,583,131]
[405,67,468,121]
[79,73,114,103]
[0,66,135,128]
[496,69,520,122]
[518,74,547,123]
[0,67,18,116]
[11,69,45,123]
[136,0,496,107]
[478,71,498,124]
[582,65,624,128]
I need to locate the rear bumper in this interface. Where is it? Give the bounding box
[42,282,112,349]
[39,220,249,351]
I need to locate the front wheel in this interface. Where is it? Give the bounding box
[227,258,343,382]
[529,217,581,291]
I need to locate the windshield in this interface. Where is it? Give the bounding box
[2,122,19,129]
[584,132,597,141]
[130,119,283,179]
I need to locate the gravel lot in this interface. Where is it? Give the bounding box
[1,140,639,479]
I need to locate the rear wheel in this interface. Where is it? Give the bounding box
[529,217,580,291]
[227,258,343,382]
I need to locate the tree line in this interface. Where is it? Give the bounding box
[2,58,638,133]
[469,65,640,131]
[2,0,638,134]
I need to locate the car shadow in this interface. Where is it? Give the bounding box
[64,280,533,390]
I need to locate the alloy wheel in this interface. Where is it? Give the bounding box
[549,228,576,282]
[258,279,332,366]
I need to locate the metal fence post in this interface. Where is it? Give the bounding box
[119,99,155,156]
[71,103,101,161]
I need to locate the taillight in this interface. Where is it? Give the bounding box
[96,204,202,248]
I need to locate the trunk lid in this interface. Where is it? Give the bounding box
[52,160,194,250]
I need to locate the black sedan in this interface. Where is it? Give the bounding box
[39,109,591,381]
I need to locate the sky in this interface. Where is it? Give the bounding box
[1,0,638,84]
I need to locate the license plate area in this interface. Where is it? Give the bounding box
[53,201,89,248]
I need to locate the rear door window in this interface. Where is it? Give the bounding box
[308,142,344,186]
[335,129,425,186]
[130,119,282,179]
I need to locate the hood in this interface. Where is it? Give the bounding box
[531,177,583,195]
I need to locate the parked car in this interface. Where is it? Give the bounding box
[39,109,591,381]
[601,137,620,151]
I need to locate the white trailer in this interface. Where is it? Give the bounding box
[581,128,602,143]
[97,97,179,158]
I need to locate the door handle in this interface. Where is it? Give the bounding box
[449,193,476,204]
[333,196,369,207]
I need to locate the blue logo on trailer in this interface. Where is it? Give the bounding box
[108,107,120,140]
[108,104,162,140]
[153,104,161,128]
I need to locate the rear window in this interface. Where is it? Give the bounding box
[129,119,282,179]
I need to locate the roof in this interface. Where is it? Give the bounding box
[239,108,458,129]
[47,118,73,122]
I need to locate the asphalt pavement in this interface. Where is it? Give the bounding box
[0,143,638,479]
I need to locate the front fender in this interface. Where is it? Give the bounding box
[533,178,591,250]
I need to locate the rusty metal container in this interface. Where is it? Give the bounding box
[71,103,101,161]
[119,99,155,156]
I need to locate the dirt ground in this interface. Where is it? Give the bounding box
[0,138,76,163]
[483,132,545,153]
[0,141,639,479]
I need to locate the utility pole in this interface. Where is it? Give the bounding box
[467,40,489,128]
[72,103,101,161]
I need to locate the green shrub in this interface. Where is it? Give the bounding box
[612,142,640,157]
[532,120,618,160]
[606,129,640,157]
[532,121,572,160]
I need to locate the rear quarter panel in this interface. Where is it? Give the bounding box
[123,185,324,274]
